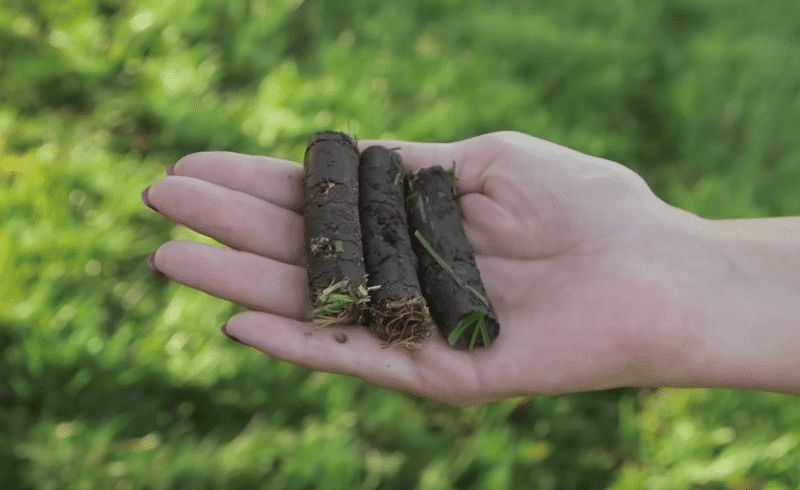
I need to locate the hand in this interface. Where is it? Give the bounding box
[144,131,706,405]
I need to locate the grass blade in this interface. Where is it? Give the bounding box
[448,310,489,351]
[414,230,489,306]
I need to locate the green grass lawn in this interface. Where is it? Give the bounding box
[2,0,800,488]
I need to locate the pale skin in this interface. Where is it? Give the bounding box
[143,131,800,406]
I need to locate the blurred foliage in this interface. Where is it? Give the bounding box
[1,0,800,488]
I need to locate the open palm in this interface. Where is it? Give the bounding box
[146,131,687,405]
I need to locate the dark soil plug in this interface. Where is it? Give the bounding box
[304,131,369,326]
[359,146,431,348]
[406,166,500,350]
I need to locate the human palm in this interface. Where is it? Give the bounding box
[146,131,682,405]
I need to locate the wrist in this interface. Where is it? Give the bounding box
[650,214,800,393]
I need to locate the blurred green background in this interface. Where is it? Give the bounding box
[2,0,800,488]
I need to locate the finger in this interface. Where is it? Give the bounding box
[473,254,548,314]
[359,134,504,195]
[152,240,311,319]
[459,192,522,258]
[224,310,490,405]
[225,310,425,391]
[171,151,304,212]
[148,176,305,265]
[357,139,454,172]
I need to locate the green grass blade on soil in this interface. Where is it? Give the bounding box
[311,279,370,327]
[413,230,489,307]
[447,310,491,351]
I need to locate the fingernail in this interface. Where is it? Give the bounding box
[220,323,244,344]
[148,252,166,278]
[166,163,175,176]
[141,186,157,212]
